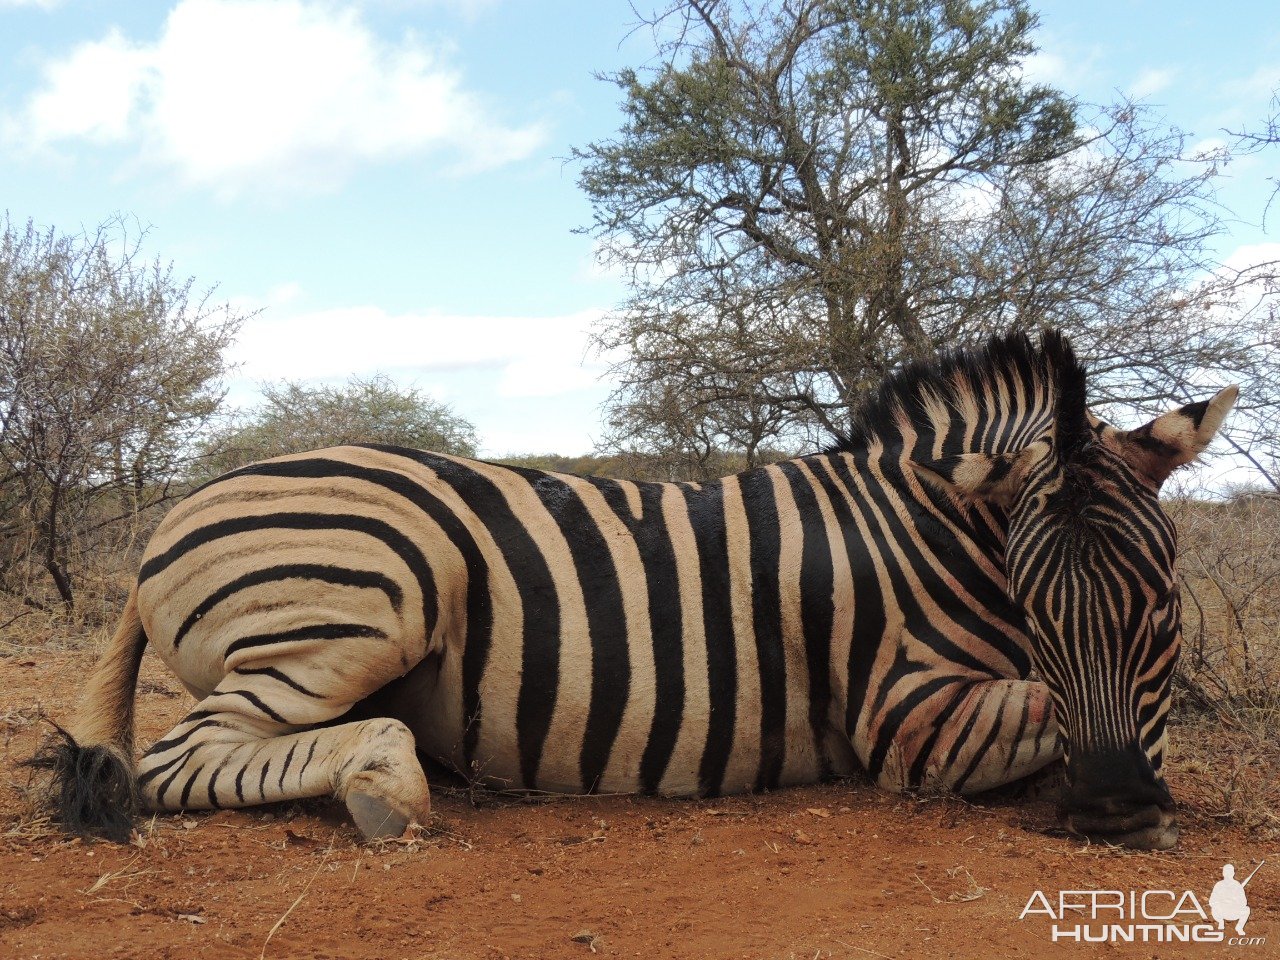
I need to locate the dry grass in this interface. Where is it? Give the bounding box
[0,496,164,653]
[1164,487,1280,838]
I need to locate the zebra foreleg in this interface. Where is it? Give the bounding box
[878,678,1063,795]
[136,667,431,839]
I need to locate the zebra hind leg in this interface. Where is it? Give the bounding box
[136,660,431,839]
[879,678,1063,796]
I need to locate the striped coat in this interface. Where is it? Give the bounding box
[39,332,1236,849]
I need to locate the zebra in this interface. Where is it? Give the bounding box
[33,331,1236,850]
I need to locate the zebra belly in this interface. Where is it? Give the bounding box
[362,644,830,798]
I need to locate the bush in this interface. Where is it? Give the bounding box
[199,374,478,478]
[0,215,241,612]
[1164,487,1280,834]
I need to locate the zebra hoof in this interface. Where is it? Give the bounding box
[346,790,411,840]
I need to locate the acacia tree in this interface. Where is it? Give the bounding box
[200,374,478,478]
[1222,90,1280,492]
[0,216,243,608]
[1231,91,1280,225]
[577,0,1279,474]
[598,295,817,477]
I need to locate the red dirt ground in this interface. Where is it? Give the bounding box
[1,651,1275,960]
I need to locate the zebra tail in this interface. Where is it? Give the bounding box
[27,584,147,842]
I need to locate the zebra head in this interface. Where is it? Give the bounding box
[918,335,1237,849]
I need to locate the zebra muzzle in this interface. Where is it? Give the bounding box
[1063,802,1179,851]
[1060,746,1179,850]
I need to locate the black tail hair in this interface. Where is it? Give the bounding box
[28,584,147,843]
[25,722,138,843]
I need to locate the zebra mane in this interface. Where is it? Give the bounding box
[829,329,1090,456]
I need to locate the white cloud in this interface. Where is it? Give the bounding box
[1022,49,1068,86]
[1021,38,1103,94]
[1129,67,1175,100]
[229,302,616,400]
[23,30,150,143]
[1221,241,1280,275]
[1189,136,1228,160]
[223,298,621,454]
[9,0,545,193]
[1230,64,1280,101]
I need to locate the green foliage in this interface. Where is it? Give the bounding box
[576,0,1273,477]
[201,375,478,477]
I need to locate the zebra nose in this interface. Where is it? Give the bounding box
[1061,745,1178,849]
[1064,744,1174,813]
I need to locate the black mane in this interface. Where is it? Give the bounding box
[828,329,1089,455]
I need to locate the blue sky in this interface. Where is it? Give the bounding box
[1,0,1277,456]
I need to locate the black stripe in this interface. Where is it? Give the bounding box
[985,455,1013,486]
[515,472,629,793]
[928,683,987,785]
[780,462,834,777]
[140,508,435,641]
[828,456,1014,677]
[299,739,318,780]
[866,664,960,779]
[953,685,1014,792]
[233,666,323,699]
[684,482,736,798]
[224,622,385,660]
[175,564,404,649]
[214,688,291,724]
[361,448,559,790]
[588,479,685,795]
[259,758,271,799]
[278,744,297,792]
[995,363,1023,452]
[1004,687,1032,774]
[178,765,204,808]
[179,456,496,768]
[207,758,231,809]
[803,457,885,744]
[137,745,196,788]
[234,764,247,804]
[155,754,195,804]
[741,470,786,791]
[146,717,228,755]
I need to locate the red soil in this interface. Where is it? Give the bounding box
[1,651,1274,959]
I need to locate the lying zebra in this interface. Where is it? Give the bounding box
[37,331,1235,850]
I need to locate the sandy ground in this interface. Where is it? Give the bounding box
[1,650,1275,960]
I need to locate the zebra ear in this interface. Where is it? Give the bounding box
[1117,386,1239,489]
[910,443,1048,507]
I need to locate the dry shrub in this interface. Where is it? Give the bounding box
[1164,485,1280,835]
[0,498,165,654]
